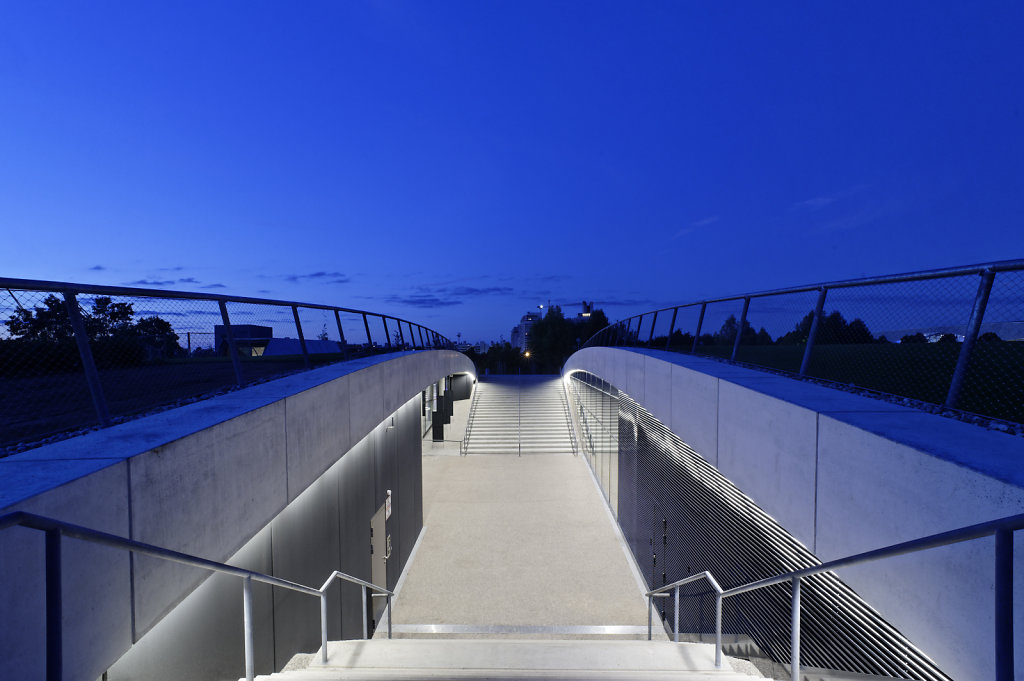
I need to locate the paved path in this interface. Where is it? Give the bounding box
[387,451,655,637]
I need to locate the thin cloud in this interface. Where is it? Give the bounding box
[178,277,199,284]
[284,271,350,284]
[159,266,185,272]
[200,283,227,289]
[386,294,464,308]
[447,286,514,296]
[672,215,720,240]
[89,265,105,271]
[793,196,837,211]
[593,297,655,307]
[126,279,175,286]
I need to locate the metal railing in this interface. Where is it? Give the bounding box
[645,512,1021,681]
[460,380,479,456]
[0,277,454,454]
[584,260,1024,425]
[0,511,393,681]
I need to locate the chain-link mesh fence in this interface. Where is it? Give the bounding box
[0,281,453,456]
[585,262,1024,426]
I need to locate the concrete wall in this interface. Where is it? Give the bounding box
[564,346,1024,681]
[0,350,474,681]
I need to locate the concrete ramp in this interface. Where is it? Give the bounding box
[255,639,753,680]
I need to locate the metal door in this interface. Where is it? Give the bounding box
[369,502,389,631]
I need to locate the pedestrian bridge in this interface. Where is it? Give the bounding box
[2,340,1023,681]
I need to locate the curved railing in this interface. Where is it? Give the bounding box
[582,259,1024,425]
[0,511,393,681]
[0,277,454,454]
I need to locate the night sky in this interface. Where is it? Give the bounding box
[2,2,1022,343]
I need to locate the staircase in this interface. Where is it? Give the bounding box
[463,375,575,456]
[253,639,755,680]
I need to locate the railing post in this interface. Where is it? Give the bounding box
[320,592,328,664]
[799,288,828,376]
[387,594,393,639]
[648,311,658,345]
[790,576,801,681]
[674,586,680,643]
[665,307,678,351]
[731,297,750,361]
[397,321,406,348]
[361,585,368,639]
[714,591,722,669]
[692,303,706,353]
[243,575,254,681]
[647,595,653,640]
[945,269,995,409]
[218,301,245,386]
[624,317,633,346]
[995,528,1014,681]
[291,305,311,370]
[382,317,392,349]
[418,326,425,349]
[62,291,111,427]
[45,528,63,681]
[334,310,349,360]
[362,313,372,348]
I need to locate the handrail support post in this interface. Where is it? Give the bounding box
[692,303,706,353]
[665,307,678,351]
[45,528,63,681]
[361,585,368,639]
[320,592,328,664]
[218,300,245,387]
[715,591,723,669]
[790,576,801,681]
[647,595,653,640]
[243,575,254,681]
[674,585,680,643]
[995,528,1014,681]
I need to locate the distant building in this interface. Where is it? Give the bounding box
[214,324,272,356]
[511,312,541,352]
[576,300,594,320]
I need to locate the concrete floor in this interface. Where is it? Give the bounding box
[387,440,655,636]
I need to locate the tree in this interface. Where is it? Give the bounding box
[900,332,928,344]
[5,295,74,341]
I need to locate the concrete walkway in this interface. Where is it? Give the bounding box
[388,376,654,638]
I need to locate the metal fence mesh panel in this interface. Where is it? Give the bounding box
[585,261,1024,427]
[734,291,821,373]
[807,276,977,406]
[0,279,453,455]
[1,290,95,451]
[960,271,1024,423]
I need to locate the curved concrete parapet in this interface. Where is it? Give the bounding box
[0,349,474,681]
[564,346,1024,681]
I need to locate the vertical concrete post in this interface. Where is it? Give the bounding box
[63,291,110,426]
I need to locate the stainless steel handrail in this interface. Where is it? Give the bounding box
[461,380,479,456]
[642,512,1021,681]
[0,511,393,681]
[645,571,723,667]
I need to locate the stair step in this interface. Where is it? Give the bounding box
[254,639,753,680]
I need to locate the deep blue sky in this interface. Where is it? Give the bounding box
[2,2,1022,343]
